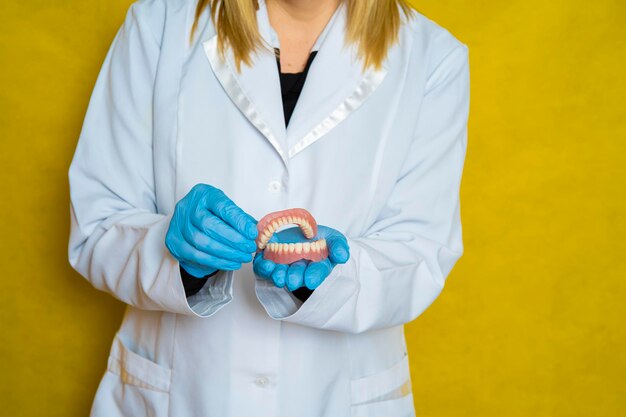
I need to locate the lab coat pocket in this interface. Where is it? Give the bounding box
[92,335,171,417]
[350,352,415,417]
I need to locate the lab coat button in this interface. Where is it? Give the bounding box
[254,376,270,387]
[268,180,282,193]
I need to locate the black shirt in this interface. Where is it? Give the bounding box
[276,48,318,126]
[181,48,319,303]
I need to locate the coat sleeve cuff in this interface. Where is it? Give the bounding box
[180,266,219,297]
[157,212,233,318]
[254,245,359,326]
[174,266,234,317]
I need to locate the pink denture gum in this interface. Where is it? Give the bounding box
[256,208,329,265]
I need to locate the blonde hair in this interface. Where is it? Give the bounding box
[189,0,416,73]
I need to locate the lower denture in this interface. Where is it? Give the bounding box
[263,239,329,264]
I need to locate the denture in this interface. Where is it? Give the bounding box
[256,208,329,264]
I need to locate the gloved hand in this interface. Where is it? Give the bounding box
[165,184,258,278]
[253,225,350,292]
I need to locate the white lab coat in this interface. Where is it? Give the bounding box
[67,0,469,415]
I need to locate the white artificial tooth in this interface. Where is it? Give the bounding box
[264,229,272,238]
[320,239,327,249]
[287,216,294,224]
[295,243,303,254]
[271,222,279,232]
[289,243,295,253]
[303,242,311,253]
[267,224,276,233]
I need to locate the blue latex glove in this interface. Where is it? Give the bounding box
[253,225,350,292]
[165,184,258,278]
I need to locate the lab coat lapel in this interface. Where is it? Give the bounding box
[202,1,287,164]
[202,0,389,165]
[285,1,388,159]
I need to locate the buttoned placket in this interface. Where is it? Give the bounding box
[262,0,338,201]
[228,8,345,414]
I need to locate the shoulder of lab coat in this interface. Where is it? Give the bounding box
[256,16,470,333]
[405,8,470,71]
[67,0,233,318]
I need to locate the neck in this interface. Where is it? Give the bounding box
[266,0,341,28]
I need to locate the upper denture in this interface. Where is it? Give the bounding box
[255,208,318,250]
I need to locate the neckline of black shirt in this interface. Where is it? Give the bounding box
[275,47,318,128]
[275,48,318,95]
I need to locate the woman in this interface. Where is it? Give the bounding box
[67,0,470,415]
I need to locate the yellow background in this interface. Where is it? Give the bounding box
[1,0,624,415]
